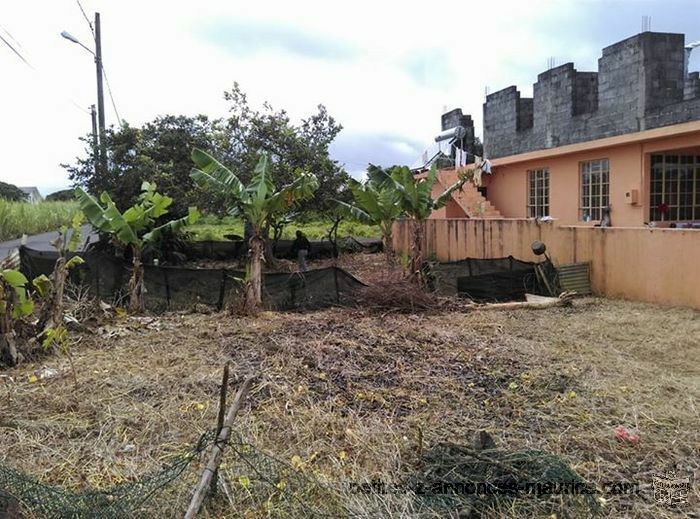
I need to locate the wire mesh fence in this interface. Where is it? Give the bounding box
[0,429,600,518]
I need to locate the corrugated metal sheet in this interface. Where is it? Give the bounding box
[557,262,592,295]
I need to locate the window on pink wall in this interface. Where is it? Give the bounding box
[527,168,549,217]
[649,154,700,222]
[579,159,609,221]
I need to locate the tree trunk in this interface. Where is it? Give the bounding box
[381,226,395,271]
[0,334,18,367]
[327,216,342,263]
[50,256,67,329]
[37,231,71,332]
[262,224,277,269]
[245,236,264,311]
[0,283,19,366]
[409,219,424,284]
[128,245,145,313]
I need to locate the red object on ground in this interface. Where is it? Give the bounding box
[614,425,640,445]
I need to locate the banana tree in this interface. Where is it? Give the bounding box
[75,182,200,313]
[0,269,33,366]
[374,165,472,283]
[34,213,86,333]
[190,148,318,311]
[334,172,404,267]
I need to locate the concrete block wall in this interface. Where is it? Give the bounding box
[441,108,476,156]
[483,87,535,156]
[533,63,578,148]
[573,72,598,116]
[517,97,534,131]
[685,72,700,100]
[638,32,685,112]
[483,32,700,158]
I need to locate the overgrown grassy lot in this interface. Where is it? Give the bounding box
[1,281,697,517]
[0,200,80,241]
[186,215,379,241]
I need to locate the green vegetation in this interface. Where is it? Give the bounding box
[64,84,349,216]
[191,148,318,310]
[0,268,34,366]
[76,182,199,313]
[45,189,76,202]
[334,165,404,265]
[0,200,80,241]
[373,164,471,282]
[0,181,27,202]
[186,215,380,242]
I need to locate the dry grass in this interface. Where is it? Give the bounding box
[352,280,437,313]
[1,295,699,517]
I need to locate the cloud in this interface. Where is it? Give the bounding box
[330,131,425,179]
[403,49,454,88]
[198,19,359,61]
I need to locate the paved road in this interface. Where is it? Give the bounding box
[0,224,98,260]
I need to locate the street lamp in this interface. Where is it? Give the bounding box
[61,14,106,175]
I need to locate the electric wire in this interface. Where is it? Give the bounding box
[0,22,90,115]
[73,0,124,125]
[0,28,33,68]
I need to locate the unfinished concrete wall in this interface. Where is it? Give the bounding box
[685,72,700,100]
[484,32,700,159]
[483,87,534,156]
[393,218,700,308]
[441,108,476,157]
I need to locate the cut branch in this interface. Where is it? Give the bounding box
[184,374,255,519]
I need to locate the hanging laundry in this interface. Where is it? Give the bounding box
[456,148,468,167]
[473,165,483,187]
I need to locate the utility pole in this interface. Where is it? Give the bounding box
[90,104,99,176]
[94,12,107,175]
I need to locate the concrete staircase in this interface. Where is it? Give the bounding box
[436,169,502,218]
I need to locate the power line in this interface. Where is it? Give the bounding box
[0,23,90,115]
[0,25,23,49]
[102,66,122,124]
[0,31,33,68]
[72,2,124,126]
[75,0,95,37]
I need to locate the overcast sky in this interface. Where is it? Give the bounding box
[1,0,699,196]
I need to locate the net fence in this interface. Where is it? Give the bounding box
[19,247,365,313]
[0,431,600,518]
[0,431,213,519]
[430,256,560,302]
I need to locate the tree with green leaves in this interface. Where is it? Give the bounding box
[75,182,200,313]
[64,86,349,217]
[46,189,76,202]
[223,83,349,215]
[64,115,233,215]
[374,165,471,283]
[0,269,33,366]
[0,181,27,202]
[190,148,318,311]
[334,166,404,267]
